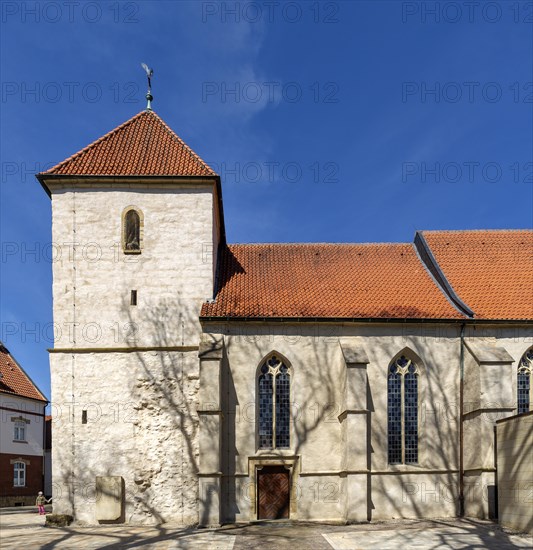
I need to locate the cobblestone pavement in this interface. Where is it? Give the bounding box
[0,509,531,549]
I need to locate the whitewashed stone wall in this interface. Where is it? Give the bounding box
[48,182,217,524]
[50,350,200,525]
[50,185,217,349]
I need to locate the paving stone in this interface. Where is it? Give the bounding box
[0,510,531,550]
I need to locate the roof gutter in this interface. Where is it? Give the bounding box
[0,389,49,404]
[200,316,533,325]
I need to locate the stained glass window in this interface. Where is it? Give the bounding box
[258,355,291,449]
[517,348,532,415]
[387,365,402,464]
[404,366,418,464]
[276,364,291,448]
[387,355,419,464]
[258,365,273,449]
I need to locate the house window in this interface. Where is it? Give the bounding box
[258,355,291,449]
[13,462,25,487]
[518,347,533,414]
[122,208,142,253]
[388,355,419,464]
[14,421,26,442]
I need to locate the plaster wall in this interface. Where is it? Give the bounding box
[210,322,532,523]
[0,395,45,456]
[497,412,533,534]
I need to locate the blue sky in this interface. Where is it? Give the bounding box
[1,1,532,402]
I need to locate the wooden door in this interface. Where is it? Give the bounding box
[257,466,290,520]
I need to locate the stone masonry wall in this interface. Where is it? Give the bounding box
[49,183,216,524]
[50,185,216,349]
[50,350,199,525]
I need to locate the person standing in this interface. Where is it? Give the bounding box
[36,492,46,515]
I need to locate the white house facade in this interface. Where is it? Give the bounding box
[0,344,48,506]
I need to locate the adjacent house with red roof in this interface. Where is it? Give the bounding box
[36,105,533,526]
[0,344,48,506]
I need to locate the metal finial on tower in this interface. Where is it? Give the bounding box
[141,62,154,110]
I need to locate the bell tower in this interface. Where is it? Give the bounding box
[37,107,224,524]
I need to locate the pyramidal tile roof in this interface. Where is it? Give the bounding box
[41,110,217,177]
[201,243,466,319]
[0,344,48,402]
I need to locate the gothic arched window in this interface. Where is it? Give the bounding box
[518,347,533,414]
[122,208,142,253]
[388,354,419,464]
[258,355,291,449]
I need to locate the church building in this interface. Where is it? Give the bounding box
[37,106,533,526]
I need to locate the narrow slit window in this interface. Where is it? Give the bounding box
[130,290,137,306]
[82,410,88,424]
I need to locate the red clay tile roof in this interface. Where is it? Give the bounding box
[201,243,465,319]
[0,344,48,402]
[421,230,533,320]
[41,110,216,177]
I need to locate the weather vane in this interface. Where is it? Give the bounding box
[141,62,154,110]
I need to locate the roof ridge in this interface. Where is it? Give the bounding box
[227,242,412,247]
[148,111,215,175]
[42,111,147,175]
[420,228,533,234]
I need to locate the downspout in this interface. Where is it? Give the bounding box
[42,407,46,493]
[459,323,465,517]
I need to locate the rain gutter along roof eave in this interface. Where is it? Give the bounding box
[199,315,533,324]
[0,388,49,404]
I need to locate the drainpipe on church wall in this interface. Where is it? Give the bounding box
[459,323,465,517]
[42,406,46,493]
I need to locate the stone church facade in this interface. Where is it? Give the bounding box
[37,108,533,526]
